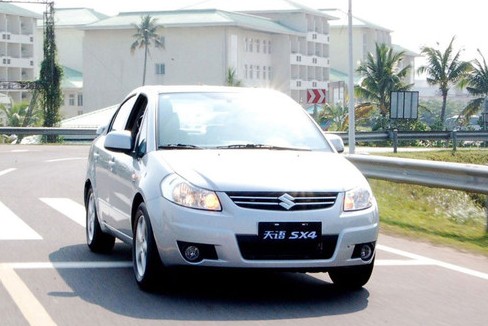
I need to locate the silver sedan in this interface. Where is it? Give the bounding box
[84,86,379,292]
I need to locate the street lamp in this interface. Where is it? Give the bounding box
[347,0,356,154]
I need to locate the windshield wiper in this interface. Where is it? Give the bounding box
[158,144,203,150]
[216,144,311,151]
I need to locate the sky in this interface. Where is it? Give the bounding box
[17,0,487,64]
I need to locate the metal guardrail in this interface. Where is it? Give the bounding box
[346,154,488,195]
[1,127,487,195]
[329,130,488,152]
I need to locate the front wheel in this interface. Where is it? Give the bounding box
[133,202,164,292]
[328,257,375,290]
[86,187,115,253]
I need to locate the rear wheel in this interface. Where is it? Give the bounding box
[86,187,115,253]
[133,202,164,291]
[328,257,375,290]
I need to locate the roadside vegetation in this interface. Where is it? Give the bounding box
[370,149,488,256]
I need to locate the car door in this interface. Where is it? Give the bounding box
[105,94,148,238]
[93,95,138,229]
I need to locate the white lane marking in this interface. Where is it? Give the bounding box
[0,168,16,177]
[377,244,488,280]
[40,198,85,227]
[45,157,86,163]
[0,266,57,326]
[0,201,42,240]
[375,259,432,266]
[2,261,132,270]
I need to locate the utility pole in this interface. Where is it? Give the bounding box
[347,0,356,154]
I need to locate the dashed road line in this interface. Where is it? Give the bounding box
[0,168,16,177]
[40,198,86,227]
[0,266,56,326]
[0,201,42,240]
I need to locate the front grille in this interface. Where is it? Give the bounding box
[236,235,338,260]
[226,191,338,211]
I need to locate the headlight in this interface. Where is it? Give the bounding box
[161,174,221,211]
[343,187,373,212]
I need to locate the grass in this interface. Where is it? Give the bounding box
[369,149,488,256]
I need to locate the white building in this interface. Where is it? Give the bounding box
[0,3,39,126]
[35,8,108,119]
[323,9,417,86]
[80,2,335,111]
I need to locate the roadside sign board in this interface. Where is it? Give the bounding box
[390,91,419,119]
[307,89,327,104]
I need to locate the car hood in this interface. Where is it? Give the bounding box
[154,150,367,192]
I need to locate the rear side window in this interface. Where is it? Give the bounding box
[109,95,138,132]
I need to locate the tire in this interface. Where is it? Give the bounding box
[86,187,115,253]
[328,257,375,290]
[132,202,164,292]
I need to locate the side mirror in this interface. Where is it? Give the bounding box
[96,125,107,135]
[324,133,345,153]
[104,130,132,152]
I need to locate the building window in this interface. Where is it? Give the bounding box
[312,57,317,64]
[244,64,248,78]
[256,66,260,79]
[68,94,75,106]
[268,66,272,80]
[244,38,248,52]
[155,63,165,75]
[263,66,267,80]
[77,94,83,106]
[255,39,260,53]
[249,38,253,52]
[268,40,271,54]
[249,65,254,79]
[297,81,301,87]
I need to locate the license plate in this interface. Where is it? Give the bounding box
[258,222,321,241]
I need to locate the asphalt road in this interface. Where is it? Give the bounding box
[0,144,487,326]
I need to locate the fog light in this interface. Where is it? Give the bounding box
[360,244,373,261]
[184,245,200,262]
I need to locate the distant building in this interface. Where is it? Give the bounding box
[35,8,108,119]
[80,3,335,111]
[0,3,40,119]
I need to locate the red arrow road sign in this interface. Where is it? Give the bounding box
[307,89,326,104]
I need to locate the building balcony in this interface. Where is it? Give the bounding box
[306,32,329,44]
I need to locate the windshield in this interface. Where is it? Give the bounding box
[157,90,332,151]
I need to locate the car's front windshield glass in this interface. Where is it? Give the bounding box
[157,90,332,151]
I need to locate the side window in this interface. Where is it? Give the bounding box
[109,95,138,132]
[135,114,148,157]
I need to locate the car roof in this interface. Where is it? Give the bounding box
[132,85,283,97]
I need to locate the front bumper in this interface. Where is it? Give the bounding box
[146,193,379,270]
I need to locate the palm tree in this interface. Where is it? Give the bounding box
[130,15,164,86]
[355,43,413,117]
[459,50,488,120]
[354,43,412,130]
[0,101,41,127]
[225,67,243,86]
[417,36,472,129]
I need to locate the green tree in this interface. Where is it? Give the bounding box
[318,102,375,131]
[460,50,488,119]
[39,4,63,143]
[417,37,472,129]
[225,67,243,86]
[131,15,164,86]
[355,43,413,124]
[0,101,42,127]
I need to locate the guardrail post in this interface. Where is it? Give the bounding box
[392,129,398,153]
[485,195,488,233]
[451,130,457,152]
